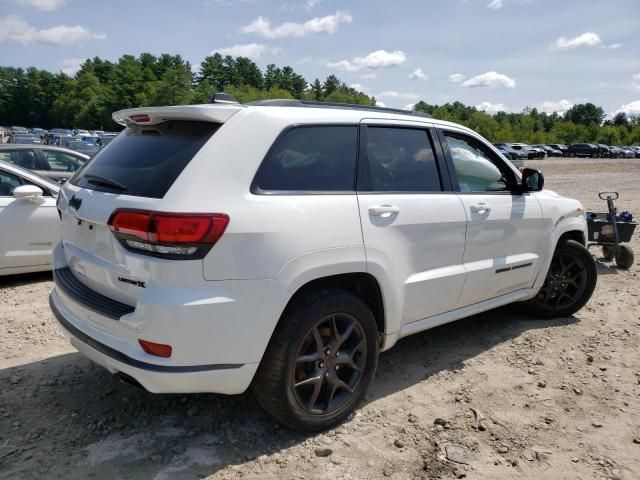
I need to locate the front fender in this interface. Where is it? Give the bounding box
[531,214,588,291]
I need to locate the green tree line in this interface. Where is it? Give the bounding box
[0,53,373,130]
[1,52,638,145]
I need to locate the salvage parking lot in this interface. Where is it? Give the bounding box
[1,157,639,480]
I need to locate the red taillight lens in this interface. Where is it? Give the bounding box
[108,209,229,259]
[130,114,150,123]
[139,339,172,357]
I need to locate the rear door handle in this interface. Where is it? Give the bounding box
[369,205,400,217]
[470,203,491,213]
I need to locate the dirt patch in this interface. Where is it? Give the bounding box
[1,157,639,479]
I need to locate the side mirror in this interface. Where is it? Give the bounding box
[521,168,544,192]
[13,185,43,199]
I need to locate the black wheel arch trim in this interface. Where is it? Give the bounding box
[49,294,243,373]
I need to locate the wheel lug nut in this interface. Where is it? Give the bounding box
[336,351,340,357]
[325,349,331,355]
[335,365,340,370]
[318,361,324,368]
[325,371,330,377]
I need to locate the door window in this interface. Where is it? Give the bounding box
[360,127,441,192]
[444,132,513,192]
[0,150,38,170]
[42,150,85,172]
[253,126,358,192]
[0,170,21,196]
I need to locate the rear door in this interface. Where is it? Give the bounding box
[356,121,468,325]
[438,129,546,307]
[0,166,58,270]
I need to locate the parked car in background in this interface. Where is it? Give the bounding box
[0,145,90,183]
[98,132,118,147]
[0,160,60,276]
[66,140,100,157]
[493,143,528,161]
[596,144,611,158]
[509,143,543,159]
[630,146,640,158]
[607,146,622,157]
[547,144,569,157]
[10,126,28,135]
[616,146,636,158]
[533,144,562,157]
[567,143,599,157]
[10,134,42,145]
[50,100,596,431]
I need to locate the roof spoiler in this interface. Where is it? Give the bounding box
[113,101,244,127]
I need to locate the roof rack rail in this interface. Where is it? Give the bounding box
[245,99,431,118]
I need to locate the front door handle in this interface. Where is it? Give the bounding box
[369,205,400,217]
[470,203,491,213]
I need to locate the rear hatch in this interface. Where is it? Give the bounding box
[57,105,241,307]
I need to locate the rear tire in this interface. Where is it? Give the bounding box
[615,245,634,269]
[253,289,379,431]
[526,240,597,319]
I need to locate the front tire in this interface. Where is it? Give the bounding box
[253,290,379,431]
[526,240,597,319]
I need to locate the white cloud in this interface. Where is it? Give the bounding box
[403,103,416,110]
[349,83,366,92]
[59,58,83,76]
[211,43,278,59]
[461,71,516,89]
[240,10,351,38]
[476,101,508,114]
[376,90,420,101]
[375,101,386,108]
[361,72,377,79]
[487,0,503,10]
[537,99,573,114]
[633,73,640,90]
[612,100,640,117]
[447,73,466,83]
[409,67,428,80]
[553,32,602,50]
[606,43,622,49]
[327,49,406,72]
[1,0,65,10]
[0,15,106,45]
[305,0,319,10]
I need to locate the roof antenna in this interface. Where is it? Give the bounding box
[210,92,239,104]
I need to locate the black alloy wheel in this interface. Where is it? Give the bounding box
[292,313,367,414]
[526,240,597,319]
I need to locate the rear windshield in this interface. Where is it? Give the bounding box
[70,120,218,198]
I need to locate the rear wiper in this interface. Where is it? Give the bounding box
[83,174,127,192]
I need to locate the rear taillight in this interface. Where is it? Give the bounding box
[108,209,229,260]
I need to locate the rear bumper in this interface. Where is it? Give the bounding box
[50,290,259,394]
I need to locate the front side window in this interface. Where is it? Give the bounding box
[361,127,441,192]
[42,150,85,172]
[444,132,512,193]
[253,126,358,192]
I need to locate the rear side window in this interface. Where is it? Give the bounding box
[0,150,38,170]
[70,121,218,198]
[360,127,441,192]
[253,126,358,192]
[42,150,85,172]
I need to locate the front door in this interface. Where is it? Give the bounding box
[356,123,468,326]
[439,130,546,307]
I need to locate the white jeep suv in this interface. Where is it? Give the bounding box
[50,99,597,431]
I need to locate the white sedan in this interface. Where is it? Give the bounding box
[0,160,60,276]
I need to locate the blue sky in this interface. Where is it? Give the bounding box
[1,0,639,116]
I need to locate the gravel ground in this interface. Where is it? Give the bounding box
[1,157,639,479]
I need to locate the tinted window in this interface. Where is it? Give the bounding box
[444,132,512,192]
[362,127,441,192]
[254,126,357,192]
[0,170,21,196]
[71,121,218,198]
[0,150,38,169]
[42,150,85,172]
